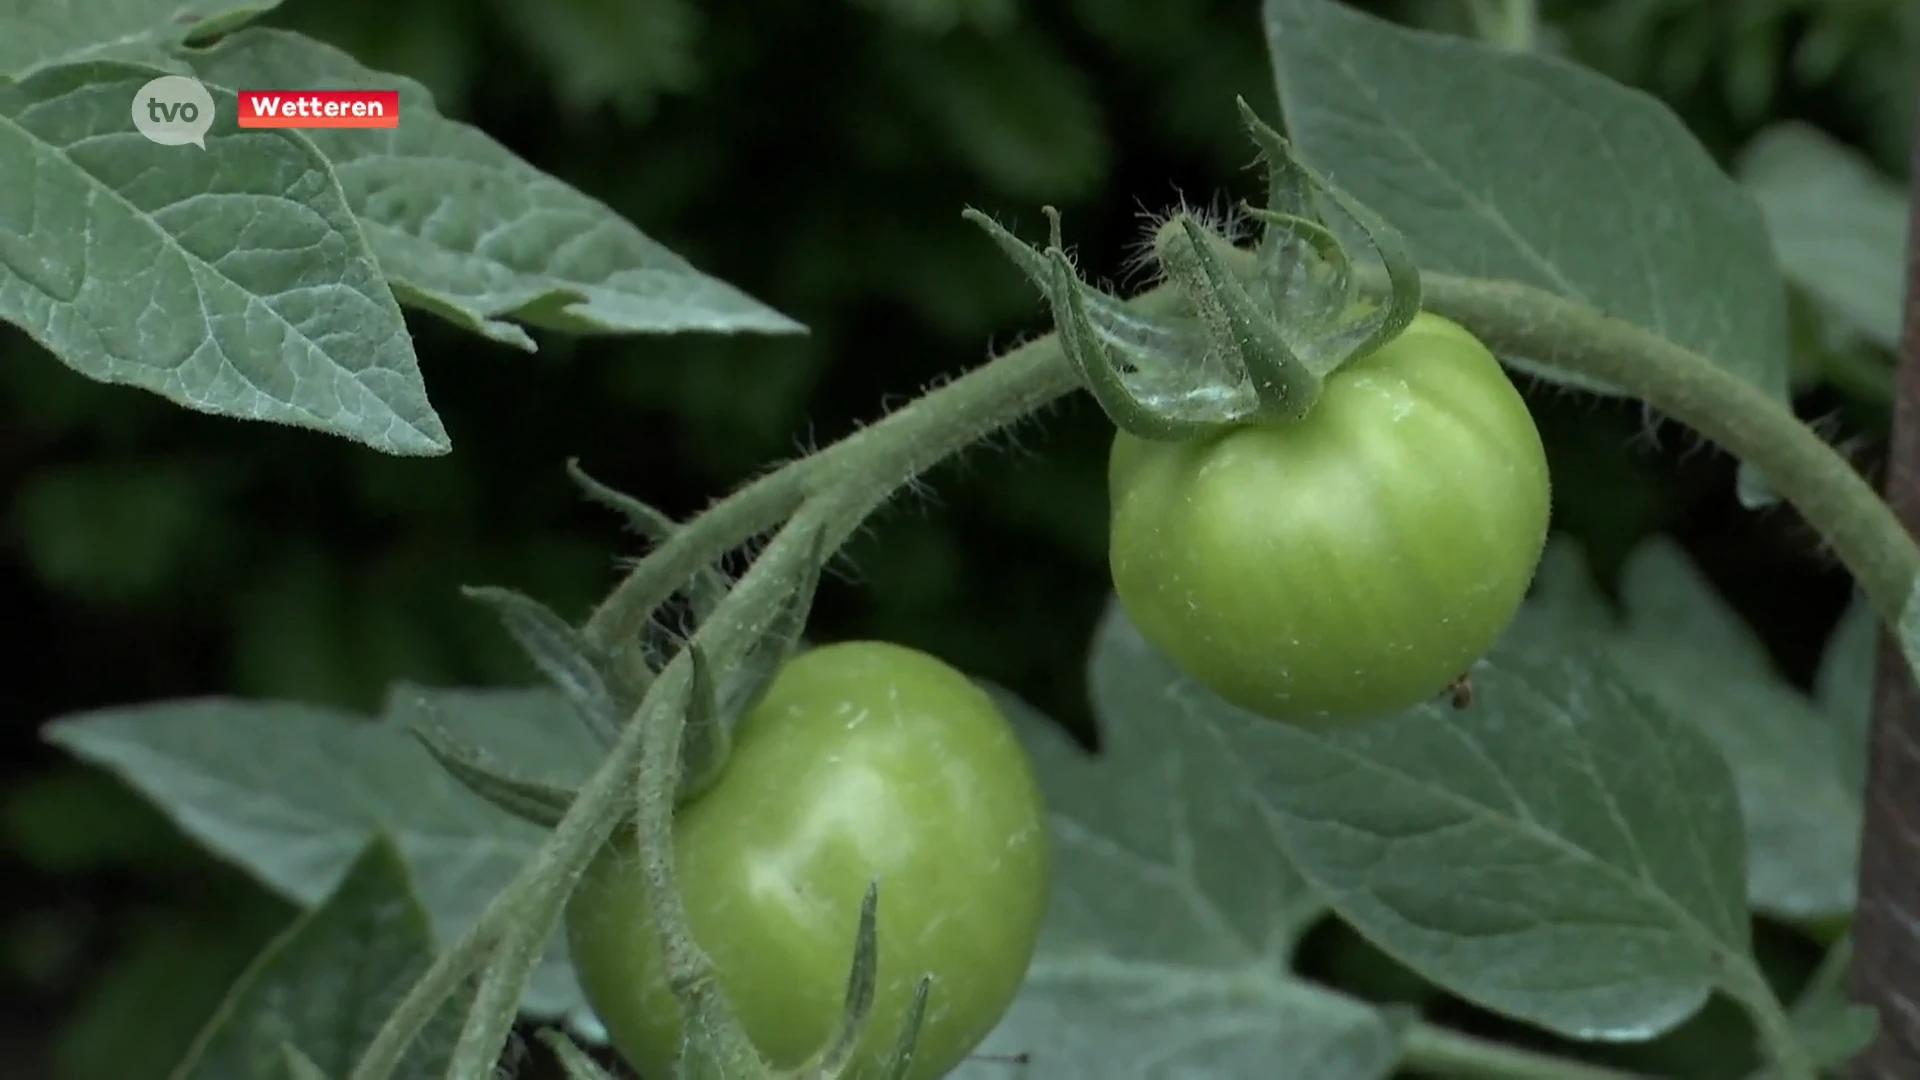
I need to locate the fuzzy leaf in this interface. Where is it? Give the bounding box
[1815,597,1877,798]
[0,0,281,77]
[949,666,1406,1078]
[185,29,803,350]
[1511,540,1863,922]
[1203,588,1757,1041]
[44,684,603,1026]
[170,837,466,1080]
[1265,0,1791,405]
[0,60,448,455]
[1773,938,1878,1074]
[1739,122,1905,350]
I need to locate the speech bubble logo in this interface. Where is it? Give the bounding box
[132,75,216,148]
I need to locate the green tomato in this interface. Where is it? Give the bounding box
[565,641,1051,1080]
[1108,311,1552,724]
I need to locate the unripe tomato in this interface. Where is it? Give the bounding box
[565,641,1051,1080]
[1108,312,1551,724]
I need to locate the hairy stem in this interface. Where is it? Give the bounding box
[630,508,844,1077]
[348,919,498,1080]
[1404,1022,1653,1080]
[580,325,1086,656]
[579,475,804,656]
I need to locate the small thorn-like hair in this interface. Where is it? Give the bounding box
[1121,192,1251,285]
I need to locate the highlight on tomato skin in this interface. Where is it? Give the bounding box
[1107,311,1554,727]
[564,640,1053,1080]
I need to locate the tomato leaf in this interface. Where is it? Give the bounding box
[1814,597,1876,800]
[1511,539,1863,923]
[0,0,282,78]
[1264,0,1791,407]
[1212,599,1759,1042]
[42,685,602,1027]
[182,28,804,349]
[1754,937,1878,1076]
[1738,123,1906,352]
[170,836,468,1080]
[950,665,1406,1076]
[0,60,449,457]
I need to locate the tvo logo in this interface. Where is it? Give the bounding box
[132,75,216,148]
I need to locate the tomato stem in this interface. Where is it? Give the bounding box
[348,911,500,1080]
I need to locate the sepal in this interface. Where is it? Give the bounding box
[407,718,575,829]
[966,99,1425,441]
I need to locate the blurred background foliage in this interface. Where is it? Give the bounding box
[2,0,1915,1076]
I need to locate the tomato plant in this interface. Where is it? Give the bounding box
[21,1,1920,1078]
[564,641,1051,1080]
[1107,312,1553,724]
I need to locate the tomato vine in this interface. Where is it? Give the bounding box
[348,194,1919,1080]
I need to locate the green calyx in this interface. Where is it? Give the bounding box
[966,98,1423,442]
[410,466,833,834]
